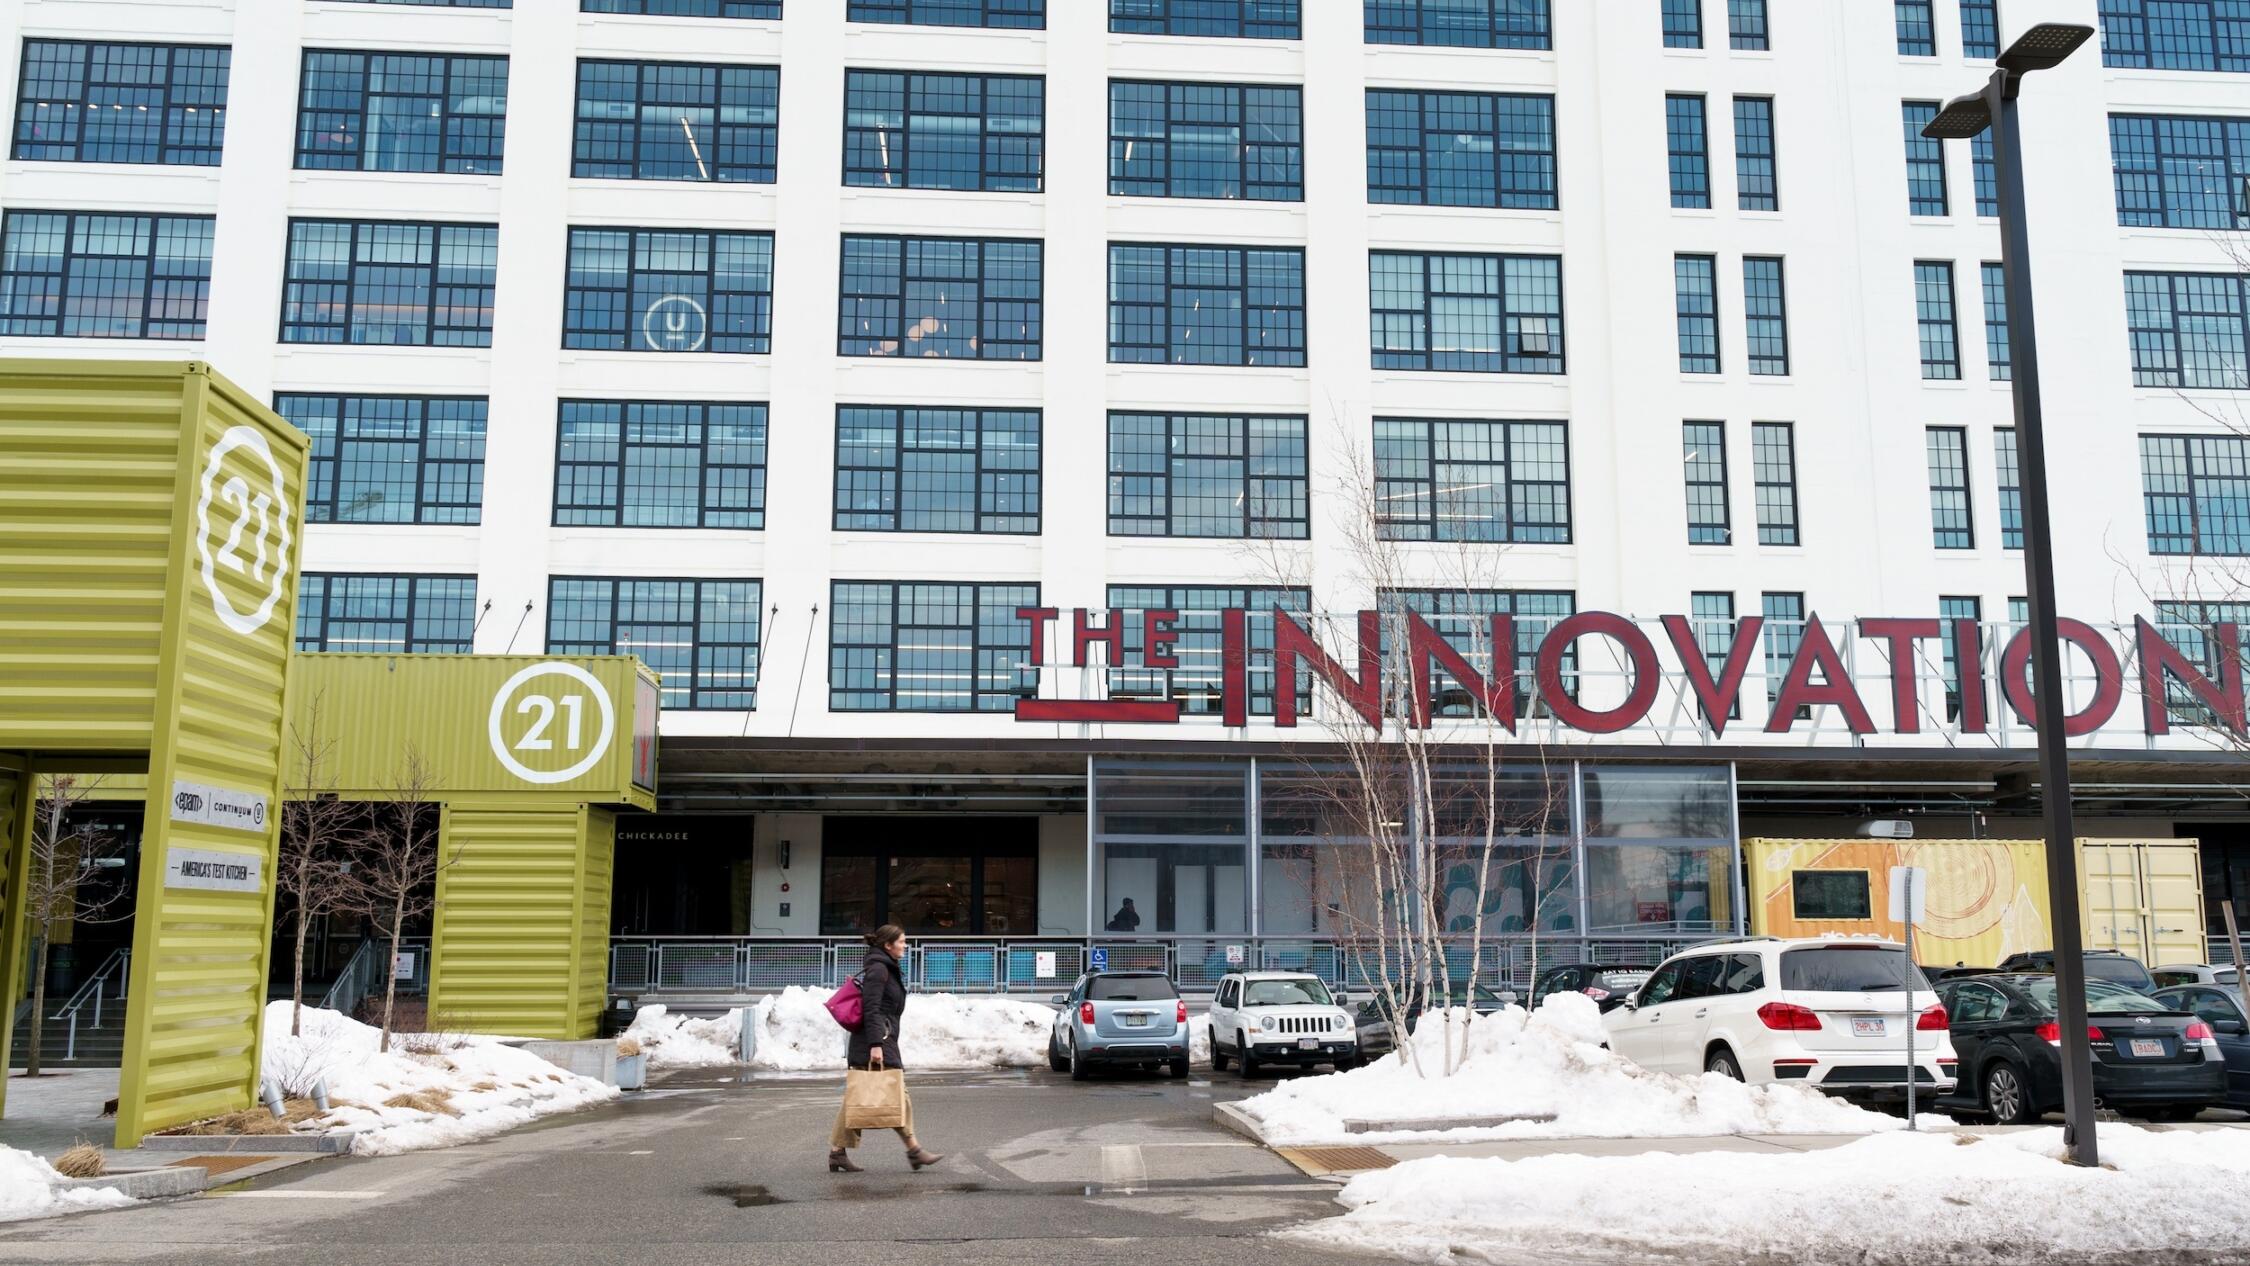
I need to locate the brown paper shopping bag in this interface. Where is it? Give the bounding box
[843,1067,907,1129]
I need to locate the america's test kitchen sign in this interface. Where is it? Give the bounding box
[1010,606,2244,739]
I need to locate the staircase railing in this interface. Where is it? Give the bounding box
[49,947,130,1061]
[319,938,381,1017]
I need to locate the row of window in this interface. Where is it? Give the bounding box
[1892,0,2001,59]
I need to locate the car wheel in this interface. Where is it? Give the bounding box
[1705,1047,1744,1081]
[1238,1030,1259,1079]
[1983,1062,2034,1125]
[1047,1032,1069,1074]
[1169,1056,1191,1079]
[1210,1038,1230,1072]
[1069,1032,1090,1082]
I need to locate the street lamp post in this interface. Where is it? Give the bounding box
[1923,22,2099,1168]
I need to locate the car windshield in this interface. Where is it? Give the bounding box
[1779,947,1929,992]
[2083,957,2154,988]
[1088,975,1177,1002]
[1596,972,1650,990]
[1244,978,1333,1007]
[2024,978,2172,1015]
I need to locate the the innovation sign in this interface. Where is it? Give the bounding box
[1010,606,2242,740]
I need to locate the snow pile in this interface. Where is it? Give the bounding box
[259,1003,617,1156]
[1238,992,1891,1144]
[1291,1125,2250,1266]
[0,1147,132,1223]
[740,987,1056,1070]
[624,1005,741,1071]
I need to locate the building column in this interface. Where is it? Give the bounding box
[430,803,616,1040]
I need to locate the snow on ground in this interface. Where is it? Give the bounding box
[259,1003,617,1156]
[624,1005,741,1071]
[1287,1125,2250,1266]
[737,987,1057,1070]
[0,1147,132,1223]
[1237,992,1893,1145]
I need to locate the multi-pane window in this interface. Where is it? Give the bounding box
[829,581,1038,712]
[2153,600,2250,725]
[1664,0,1703,47]
[1107,412,1309,539]
[281,219,496,346]
[295,574,477,654]
[1689,591,1737,721]
[1683,421,1731,545]
[1743,257,1790,375]
[1752,421,1799,545]
[1364,90,1554,209]
[1110,244,1304,367]
[1939,596,1981,722]
[2124,271,2250,389]
[1372,418,1571,543]
[1915,261,1960,380]
[585,2,783,16]
[1381,589,1577,718]
[563,227,772,354]
[1729,0,1770,50]
[276,394,487,525]
[1363,0,1551,48]
[1902,102,1949,215]
[573,60,778,183]
[1982,262,2011,381]
[0,211,212,339]
[1112,81,1302,202]
[1666,94,1710,209]
[2098,1,2250,72]
[1994,427,2022,549]
[1675,255,1720,373]
[852,1,1044,28]
[2111,114,2250,229]
[2142,434,2250,555]
[549,578,762,710]
[1961,0,2001,57]
[1115,1,1296,38]
[842,235,1043,360]
[1734,97,1778,211]
[835,406,1041,534]
[553,400,767,528]
[1761,592,1805,711]
[1927,427,1974,549]
[1369,251,1564,373]
[1106,585,1309,718]
[1896,0,1936,54]
[846,71,1043,193]
[1972,131,1997,216]
[12,40,229,166]
[297,51,506,174]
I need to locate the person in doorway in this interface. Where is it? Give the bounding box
[829,924,943,1172]
[1105,898,1141,933]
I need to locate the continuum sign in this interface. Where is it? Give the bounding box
[1009,606,2244,738]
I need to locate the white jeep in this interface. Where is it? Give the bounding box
[1207,971,1359,1076]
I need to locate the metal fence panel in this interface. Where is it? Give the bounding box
[743,941,827,988]
[656,943,739,991]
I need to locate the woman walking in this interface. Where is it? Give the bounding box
[829,925,944,1172]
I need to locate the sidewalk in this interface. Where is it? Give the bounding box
[1,1066,324,1196]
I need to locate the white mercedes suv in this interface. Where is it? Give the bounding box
[1207,971,1360,1076]
[1600,937,1957,1103]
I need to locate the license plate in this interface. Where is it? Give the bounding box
[1299,1038,1319,1050]
[1121,1014,1146,1027]
[1852,1018,1887,1038]
[2130,1038,2165,1058]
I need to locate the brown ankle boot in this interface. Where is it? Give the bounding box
[906,1145,944,1170]
[828,1149,863,1173]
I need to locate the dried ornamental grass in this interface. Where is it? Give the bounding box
[381,1091,459,1117]
[615,1036,643,1057]
[52,1143,104,1179]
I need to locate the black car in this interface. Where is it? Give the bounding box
[1928,966,2001,984]
[2153,984,2250,1109]
[1994,950,2159,994]
[1935,973,2226,1123]
[1528,963,1651,1014]
[1353,984,1511,1057]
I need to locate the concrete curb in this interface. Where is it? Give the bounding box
[1210,1100,1267,1142]
[1343,1113,1558,1134]
[59,1167,207,1200]
[140,1132,358,1154]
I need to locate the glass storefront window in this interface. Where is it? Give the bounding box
[1435,844,1577,934]
[1094,766,1247,837]
[1583,843,1733,935]
[1582,766,1730,840]
[1098,842,1247,934]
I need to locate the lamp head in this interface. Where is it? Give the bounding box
[1997,23,2094,74]
[1922,90,1993,140]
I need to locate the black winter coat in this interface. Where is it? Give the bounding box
[847,946,908,1069]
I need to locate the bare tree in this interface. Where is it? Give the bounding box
[279,695,371,1037]
[21,776,131,1076]
[354,746,451,1053]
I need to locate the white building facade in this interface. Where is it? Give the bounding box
[6,0,2250,986]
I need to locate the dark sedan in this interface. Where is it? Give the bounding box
[1528,964,1651,1014]
[1935,974,2226,1123]
[2153,984,2250,1110]
[1354,985,1511,1057]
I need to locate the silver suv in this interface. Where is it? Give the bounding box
[1049,970,1190,1080]
[1208,971,1358,1077]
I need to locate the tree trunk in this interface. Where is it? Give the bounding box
[380,898,404,1054]
[25,935,48,1077]
[291,890,310,1038]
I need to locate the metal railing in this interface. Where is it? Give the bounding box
[606,934,1711,996]
[50,948,129,1061]
[318,937,431,1017]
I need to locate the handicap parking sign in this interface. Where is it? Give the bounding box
[1090,947,1108,972]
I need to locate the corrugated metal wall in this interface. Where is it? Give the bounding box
[574,809,616,1036]
[430,804,608,1039]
